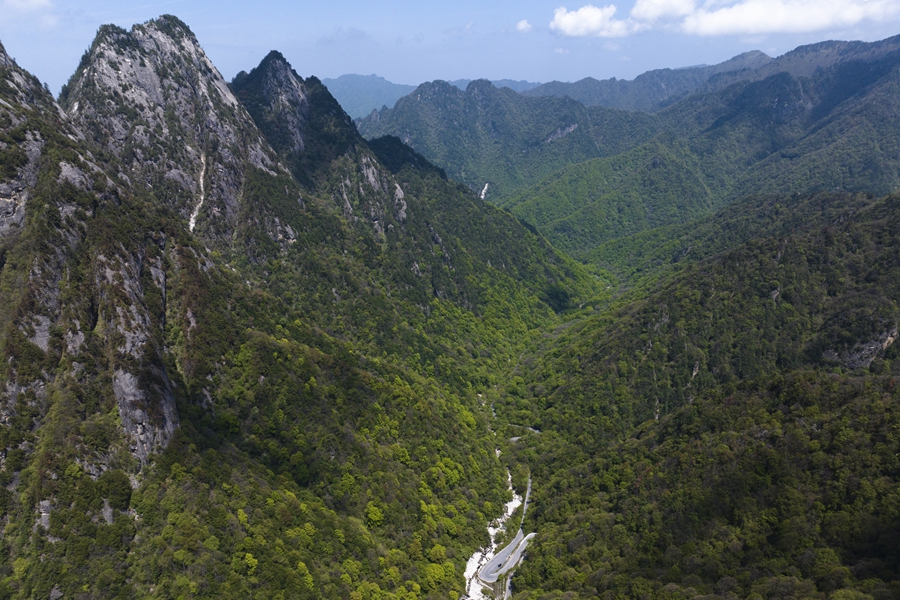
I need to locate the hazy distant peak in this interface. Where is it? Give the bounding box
[321,73,417,118]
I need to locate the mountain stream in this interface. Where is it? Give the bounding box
[462,464,534,599]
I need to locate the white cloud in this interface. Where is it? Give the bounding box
[603,41,621,50]
[549,0,900,39]
[682,0,900,35]
[517,19,533,32]
[631,0,696,22]
[550,5,639,37]
[555,47,572,53]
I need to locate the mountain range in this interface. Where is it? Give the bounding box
[1,14,899,600]
[321,75,541,120]
[360,34,900,262]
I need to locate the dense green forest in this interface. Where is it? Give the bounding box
[361,36,900,267]
[358,80,659,202]
[1,17,900,600]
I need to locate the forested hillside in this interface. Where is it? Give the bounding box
[1,16,899,600]
[497,191,900,599]
[0,17,598,599]
[357,79,659,202]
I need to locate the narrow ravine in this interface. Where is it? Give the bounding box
[462,466,535,599]
[189,154,206,232]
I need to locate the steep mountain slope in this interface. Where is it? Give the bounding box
[497,135,715,259]
[499,192,900,599]
[59,18,281,248]
[229,50,597,325]
[498,36,900,260]
[0,17,600,600]
[357,79,659,201]
[522,50,772,111]
[589,191,877,285]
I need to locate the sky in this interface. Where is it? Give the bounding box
[2,0,900,94]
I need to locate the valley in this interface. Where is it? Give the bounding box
[0,14,898,600]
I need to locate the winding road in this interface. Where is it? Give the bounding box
[464,474,535,599]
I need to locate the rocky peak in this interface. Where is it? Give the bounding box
[412,79,465,102]
[232,51,309,158]
[233,54,362,187]
[62,15,279,243]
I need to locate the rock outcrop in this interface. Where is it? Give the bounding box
[62,16,279,245]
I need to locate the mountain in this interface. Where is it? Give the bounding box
[317,75,542,121]
[320,74,416,119]
[521,50,772,112]
[357,79,659,201]
[0,16,597,599]
[498,190,900,599]
[493,35,900,261]
[4,16,900,600]
[448,79,541,93]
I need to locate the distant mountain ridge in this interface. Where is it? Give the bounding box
[359,33,900,261]
[522,50,773,112]
[322,74,541,119]
[448,78,541,93]
[320,74,416,119]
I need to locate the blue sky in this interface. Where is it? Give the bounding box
[3,0,900,94]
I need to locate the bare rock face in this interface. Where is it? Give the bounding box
[94,251,179,464]
[233,53,410,236]
[232,51,309,157]
[62,16,278,244]
[824,326,899,370]
[1,38,182,470]
[0,49,51,239]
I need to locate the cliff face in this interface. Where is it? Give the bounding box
[0,42,184,469]
[233,51,411,237]
[61,16,280,245]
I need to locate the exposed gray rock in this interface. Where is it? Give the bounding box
[0,133,43,238]
[101,498,114,524]
[58,161,93,191]
[24,315,51,352]
[0,191,26,237]
[35,499,51,530]
[63,17,280,245]
[0,41,13,68]
[824,327,899,369]
[113,368,177,465]
[93,251,179,465]
[65,320,85,354]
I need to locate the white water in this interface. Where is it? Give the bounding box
[480,183,489,200]
[463,469,524,599]
[189,154,206,232]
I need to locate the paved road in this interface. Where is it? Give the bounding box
[477,530,537,584]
